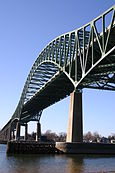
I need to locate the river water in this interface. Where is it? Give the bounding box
[1,144,115,173]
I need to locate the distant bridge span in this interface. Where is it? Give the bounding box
[1,5,115,142]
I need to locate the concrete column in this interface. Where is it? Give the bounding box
[4,131,6,141]
[13,130,15,140]
[24,123,28,141]
[66,91,83,143]
[9,126,12,141]
[15,122,20,141]
[36,122,41,142]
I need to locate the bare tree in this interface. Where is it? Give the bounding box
[84,131,101,142]
[43,130,57,142]
[31,131,36,140]
[42,130,67,142]
[93,131,101,142]
[84,131,93,142]
[58,132,66,142]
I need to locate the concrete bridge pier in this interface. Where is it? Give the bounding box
[9,126,12,141]
[66,91,83,143]
[12,129,15,140]
[4,130,7,141]
[3,126,12,141]
[36,122,41,142]
[24,123,28,141]
[15,122,20,141]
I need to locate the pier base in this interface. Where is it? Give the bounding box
[6,141,58,154]
[6,141,115,154]
[56,142,115,154]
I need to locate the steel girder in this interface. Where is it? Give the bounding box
[1,5,115,131]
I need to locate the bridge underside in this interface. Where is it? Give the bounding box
[21,72,74,122]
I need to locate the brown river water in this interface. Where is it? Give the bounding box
[0,144,115,173]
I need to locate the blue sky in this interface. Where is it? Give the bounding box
[0,0,115,137]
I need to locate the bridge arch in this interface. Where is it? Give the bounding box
[12,5,115,124]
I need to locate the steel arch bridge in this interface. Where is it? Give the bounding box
[1,5,115,140]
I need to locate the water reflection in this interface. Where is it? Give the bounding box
[6,154,66,173]
[6,154,115,173]
[65,155,84,173]
[65,154,115,173]
[1,145,115,173]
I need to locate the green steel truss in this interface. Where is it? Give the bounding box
[1,5,115,132]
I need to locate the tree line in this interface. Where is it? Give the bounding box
[28,130,67,142]
[27,130,115,142]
